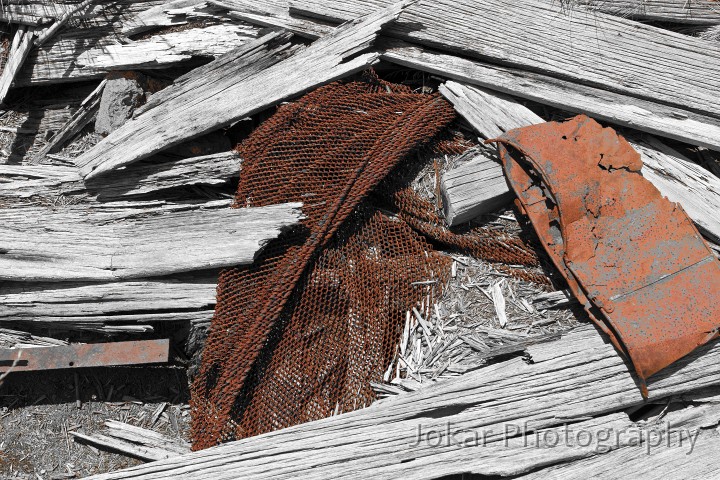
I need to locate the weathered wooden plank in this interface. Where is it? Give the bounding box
[90,151,241,200]
[34,0,95,47]
[121,0,206,36]
[0,26,36,104]
[78,24,260,72]
[577,0,720,25]
[0,201,302,281]
[381,41,720,152]
[439,81,541,225]
[440,81,720,242]
[30,80,106,164]
[291,0,720,120]
[83,323,720,479]
[0,2,70,26]
[75,1,409,180]
[440,151,512,226]
[0,273,217,331]
[1,151,240,202]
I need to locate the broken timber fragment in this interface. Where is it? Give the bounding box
[0,201,302,282]
[0,274,218,332]
[441,81,720,241]
[121,0,207,36]
[0,26,37,104]
[439,81,542,225]
[489,115,720,387]
[75,0,412,180]
[0,339,169,373]
[71,420,190,461]
[82,324,720,479]
[1,152,240,202]
[440,151,512,226]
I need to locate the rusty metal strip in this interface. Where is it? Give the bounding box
[488,115,720,392]
[0,339,169,372]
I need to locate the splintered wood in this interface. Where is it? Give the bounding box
[0,201,302,281]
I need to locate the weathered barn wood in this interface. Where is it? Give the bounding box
[133,30,297,116]
[381,42,720,152]
[75,1,409,180]
[576,0,720,25]
[0,26,37,104]
[34,0,95,47]
[0,201,302,281]
[71,420,190,461]
[90,151,241,200]
[439,81,541,225]
[440,151,511,226]
[0,2,70,26]
[0,273,217,331]
[3,151,239,202]
[440,81,720,241]
[30,80,106,164]
[291,0,720,119]
[82,323,720,479]
[121,0,207,36]
[79,24,259,72]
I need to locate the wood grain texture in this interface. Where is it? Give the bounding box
[0,273,217,330]
[75,1,410,180]
[121,0,206,35]
[0,27,36,104]
[291,0,720,119]
[439,81,541,225]
[576,0,720,25]
[82,323,720,479]
[0,2,70,26]
[381,41,720,152]
[0,201,302,281]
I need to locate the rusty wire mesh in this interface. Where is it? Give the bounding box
[190,74,547,449]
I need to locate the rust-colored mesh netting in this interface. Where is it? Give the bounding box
[191,74,548,449]
[190,75,456,449]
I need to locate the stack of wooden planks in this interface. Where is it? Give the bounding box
[1,0,719,477]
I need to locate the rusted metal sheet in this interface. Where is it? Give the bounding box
[0,339,169,373]
[488,115,720,392]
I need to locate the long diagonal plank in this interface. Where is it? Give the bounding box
[75,1,412,180]
[0,201,302,282]
[83,324,720,479]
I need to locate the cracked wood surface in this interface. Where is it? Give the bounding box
[83,323,720,479]
[0,273,217,331]
[1,152,241,202]
[381,41,720,152]
[576,0,720,25]
[75,1,409,180]
[0,201,302,282]
[291,0,720,121]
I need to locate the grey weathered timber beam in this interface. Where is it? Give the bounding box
[83,323,720,479]
[75,1,412,180]
[576,0,720,25]
[0,201,302,282]
[291,0,720,120]
[0,274,217,331]
[381,41,720,152]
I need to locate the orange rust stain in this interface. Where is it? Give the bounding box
[488,115,720,392]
